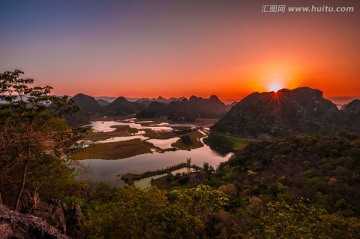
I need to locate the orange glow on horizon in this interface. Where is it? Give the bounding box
[35,15,360,101]
[2,1,360,101]
[30,10,360,101]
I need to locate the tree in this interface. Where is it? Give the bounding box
[203,162,215,175]
[169,185,229,220]
[186,158,192,174]
[205,132,234,154]
[84,186,206,239]
[247,200,332,239]
[0,69,82,210]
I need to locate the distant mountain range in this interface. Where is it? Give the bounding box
[106,97,145,114]
[69,93,231,124]
[212,87,360,138]
[137,95,230,122]
[329,96,360,108]
[68,89,360,133]
[92,96,187,104]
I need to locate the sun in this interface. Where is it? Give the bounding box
[268,83,283,92]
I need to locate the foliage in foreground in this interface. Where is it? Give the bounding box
[0,69,85,210]
[82,185,228,239]
[79,183,360,239]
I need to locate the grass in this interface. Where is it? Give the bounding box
[143,129,178,139]
[136,117,167,124]
[84,125,130,140]
[127,127,139,134]
[71,139,153,160]
[91,114,136,121]
[172,131,204,150]
[228,136,253,151]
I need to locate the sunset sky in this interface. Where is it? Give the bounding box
[1,0,359,100]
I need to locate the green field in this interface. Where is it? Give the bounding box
[72,139,153,160]
[228,136,253,151]
[143,129,178,139]
[83,125,131,141]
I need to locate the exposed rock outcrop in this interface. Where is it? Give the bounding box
[65,203,84,238]
[0,204,68,239]
[16,192,84,238]
[32,199,84,238]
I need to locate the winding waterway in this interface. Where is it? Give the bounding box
[79,119,232,186]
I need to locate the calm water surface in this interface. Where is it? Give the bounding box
[79,119,232,186]
[87,120,173,132]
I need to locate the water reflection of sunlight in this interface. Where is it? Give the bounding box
[88,120,173,132]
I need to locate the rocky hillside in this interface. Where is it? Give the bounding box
[71,93,103,113]
[212,87,358,138]
[106,96,144,115]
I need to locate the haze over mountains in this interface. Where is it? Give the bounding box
[329,96,360,108]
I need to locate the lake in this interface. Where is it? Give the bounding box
[79,119,232,186]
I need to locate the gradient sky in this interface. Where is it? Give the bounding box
[1,0,360,100]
